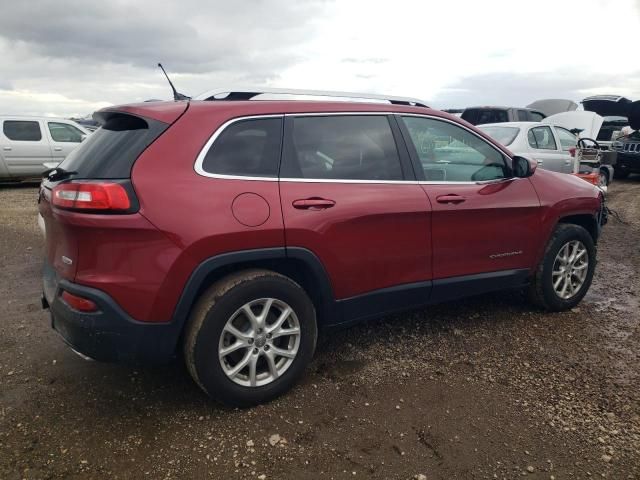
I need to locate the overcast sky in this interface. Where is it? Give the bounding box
[1,0,639,118]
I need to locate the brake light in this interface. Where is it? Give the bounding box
[52,182,131,211]
[569,147,576,158]
[61,291,98,312]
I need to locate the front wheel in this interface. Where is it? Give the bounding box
[528,224,596,311]
[184,270,317,407]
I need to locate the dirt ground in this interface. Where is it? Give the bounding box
[1,179,639,480]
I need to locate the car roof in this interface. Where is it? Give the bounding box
[107,99,460,123]
[478,122,539,128]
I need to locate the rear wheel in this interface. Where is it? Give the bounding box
[184,269,317,407]
[528,224,596,311]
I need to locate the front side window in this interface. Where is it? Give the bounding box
[517,110,530,121]
[3,121,42,141]
[555,127,578,151]
[281,115,403,181]
[48,122,85,142]
[402,116,508,182]
[528,126,557,150]
[202,118,283,177]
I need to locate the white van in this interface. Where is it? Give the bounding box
[0,116,90,181]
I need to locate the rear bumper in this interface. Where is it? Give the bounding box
[43,261,180,364]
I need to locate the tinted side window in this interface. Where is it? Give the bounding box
[48,122,84,142]
[202,118,282,178]
[402,116,508,182]
[529,112,545,122]
[555,127,577,151]
[282,116,403,181]
[517,110,530,121]
[476,109,509,125]
[528,126,557,150]
[3,121,42,141]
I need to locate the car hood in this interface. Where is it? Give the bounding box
[526,99,578,117]
[543,111,604,139]
[582,95,633,117]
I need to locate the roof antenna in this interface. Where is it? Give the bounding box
[157,63,190,101]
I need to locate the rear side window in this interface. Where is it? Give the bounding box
[202,118,282,178]
[281,115,403,181]
[3,121,42,141]
[529,111,545,122]
[48,122,84,143]
[528,126,557,150]
[57,113,167,179]
[517,110,530,121]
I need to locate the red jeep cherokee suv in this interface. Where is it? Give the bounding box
[39,89,606,406]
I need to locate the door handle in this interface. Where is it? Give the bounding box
[292,198,336,210]
[2,146,11,151]
[53,147,63,151]
[436,194,466,205]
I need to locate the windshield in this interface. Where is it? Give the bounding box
[478,126,520,146]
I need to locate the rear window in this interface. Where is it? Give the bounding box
[201,118,283,178]
[56,113,167,179]
[462,109,509,125]
[478,126,520,146]
[3,120,42,141]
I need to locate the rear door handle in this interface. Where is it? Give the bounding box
[2,146,11,151]
[292,198,336,210]
[436,194,466,205]
[53,147,63,151]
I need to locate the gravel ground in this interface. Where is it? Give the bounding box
[0,180,639,480]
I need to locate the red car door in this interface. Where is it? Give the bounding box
[278,114,432,309]
[398,114,541,297]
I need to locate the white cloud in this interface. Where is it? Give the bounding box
[1,0,638,117]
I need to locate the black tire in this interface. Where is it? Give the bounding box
[528,224,596,311]
[598,169,609,187]
[184,269,317,407]
[613,169,630,180]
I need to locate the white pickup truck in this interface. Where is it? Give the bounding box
[0,116,89,181]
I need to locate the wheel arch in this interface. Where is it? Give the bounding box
[171,248,336,341]
[557,213,599,243]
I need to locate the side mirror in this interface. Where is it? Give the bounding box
[513,156,536,178]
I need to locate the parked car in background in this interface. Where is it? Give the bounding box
[526,99,578,117]
[610,100,640,178]
[461,106,546,125]
[0,116,89,181]
[580,95,633,149]
[39,88,606,406]
[479,121,613,188]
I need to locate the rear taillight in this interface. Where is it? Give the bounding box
[569,147,576,158]
[61,291,98,312]
[52,182,131,212]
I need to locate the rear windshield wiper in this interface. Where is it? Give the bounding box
[43,167,77,182]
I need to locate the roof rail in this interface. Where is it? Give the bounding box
[193,87,429,107]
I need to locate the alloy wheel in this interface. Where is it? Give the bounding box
[552,240,589,300]
[218,298,301,387]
